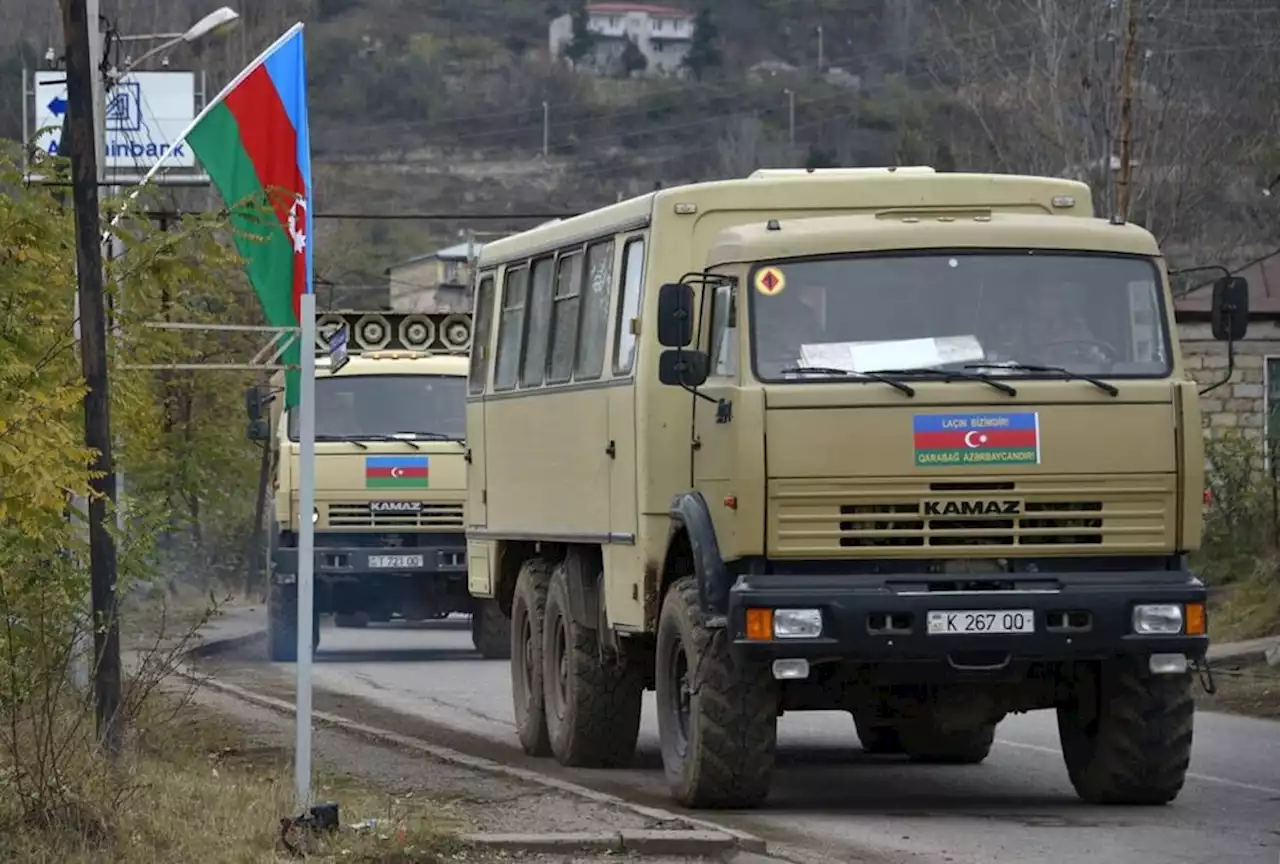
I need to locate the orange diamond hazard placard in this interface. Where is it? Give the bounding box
[755,266,786,296]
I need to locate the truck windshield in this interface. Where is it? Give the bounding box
[286,374,466,441]
[749,252,1171,382]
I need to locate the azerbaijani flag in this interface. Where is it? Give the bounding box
[182,23,313,408]
[365,456,430,489]
[912,412,1041,467]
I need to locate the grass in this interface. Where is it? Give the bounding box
[1208,567,1280,644]
[0,698,465,864]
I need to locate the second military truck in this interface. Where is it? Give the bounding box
[248,309,510,662]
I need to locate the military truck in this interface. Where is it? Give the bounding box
[464,167,1246,809]
[247,309,510,662]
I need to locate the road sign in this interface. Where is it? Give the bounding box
[329,323,349,374]
[31,70,196,169]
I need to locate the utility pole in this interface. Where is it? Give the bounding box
[62,0,123,755]
[1115,0,1140,222]
[784,88,795,147]
[815,24,824,72]
[541,100,549,158]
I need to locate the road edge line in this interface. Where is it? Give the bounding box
[175,661,768,855]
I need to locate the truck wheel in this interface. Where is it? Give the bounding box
[471,599,511,659]
[541,562,643,768]
[267,583,319,662]
[1058,657,1194,805]
[510,559,553,757]
[655,576,777,809]
[900,720,996,764]
[856,722,904,755]
[334,612,369,629]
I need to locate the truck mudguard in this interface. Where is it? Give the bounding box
[668,491,732,623]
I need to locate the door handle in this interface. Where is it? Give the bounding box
[605,440,616,459]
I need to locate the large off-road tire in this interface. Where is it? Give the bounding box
[471,599,511,659]
[1058,656,1194,805]
[899,719,996,764]
[267,582,319,663]
[855,721,905,755]
[541,562,643,768]
[655,577,777,809]
[334,612,369,629]
[510,558,554,757]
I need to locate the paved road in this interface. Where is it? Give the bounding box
[236,617,1280,864]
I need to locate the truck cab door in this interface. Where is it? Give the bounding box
[691,277,742,555]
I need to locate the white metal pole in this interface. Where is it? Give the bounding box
[295,292,316,806]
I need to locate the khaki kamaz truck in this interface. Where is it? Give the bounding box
[247,309,511,662]
[464,167,1249,809]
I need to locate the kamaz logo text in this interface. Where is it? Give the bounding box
[369,501,422,513]
[922,499,1023,517]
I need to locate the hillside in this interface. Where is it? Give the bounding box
[4,0,1279,296]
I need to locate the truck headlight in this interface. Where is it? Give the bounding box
[1132,604,1183,635]
[773,608,823,639]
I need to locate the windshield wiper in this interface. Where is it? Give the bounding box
[396,431,466,446]
[964,362,1119,397]
[778,366,916,397]
[314,433,369,450]
[874,366,1018,396]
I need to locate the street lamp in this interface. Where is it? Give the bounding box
[116,7,241,72]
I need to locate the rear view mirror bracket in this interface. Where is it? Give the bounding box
[1170,266,1249,397]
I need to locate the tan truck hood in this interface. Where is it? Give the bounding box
[762,385,1178,557]
[283,443,467,531]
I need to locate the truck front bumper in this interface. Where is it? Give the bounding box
[273,542,466,583]
[728,569,1208,666]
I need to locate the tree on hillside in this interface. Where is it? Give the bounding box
[562,0,596,68]
[682,8,723,80]
[619,36,648,78]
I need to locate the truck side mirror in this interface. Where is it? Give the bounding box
[659,349,708,387]
[657,282,694,347]
[245,384,271,422]
[246,418,270,441]
[1211,276,1249,341]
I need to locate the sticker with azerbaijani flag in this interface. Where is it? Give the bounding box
[912,412,1040,467]
[365,455,430,489]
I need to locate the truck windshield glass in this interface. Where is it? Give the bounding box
[749,252,1170,382]
[287,374,465,441]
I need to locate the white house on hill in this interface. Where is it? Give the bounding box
[549,2,695,77]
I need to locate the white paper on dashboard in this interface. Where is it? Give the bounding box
[800,335,985,373]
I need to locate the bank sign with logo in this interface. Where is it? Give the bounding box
[29,70,196,169]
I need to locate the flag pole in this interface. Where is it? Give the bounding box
[296,290,316,807]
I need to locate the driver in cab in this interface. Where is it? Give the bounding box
[986,280,1111,367]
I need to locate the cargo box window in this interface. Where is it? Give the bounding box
[494,266,529,392]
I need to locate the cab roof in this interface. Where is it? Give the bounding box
[705,212,1162,268]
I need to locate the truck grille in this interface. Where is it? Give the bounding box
[770,476,1173,555]
[323,502,464,529]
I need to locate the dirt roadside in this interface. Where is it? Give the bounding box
[1196,654,1280,720]
[183,681,773,863]
[111,595,786,864]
